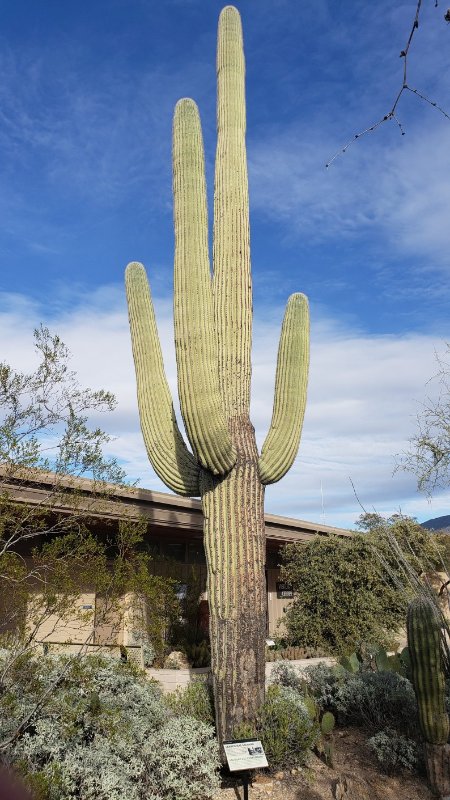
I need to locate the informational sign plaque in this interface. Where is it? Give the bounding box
[223,739,268,771]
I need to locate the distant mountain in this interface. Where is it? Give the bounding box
[422,515,450,532]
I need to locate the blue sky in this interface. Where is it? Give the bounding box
[1,0,450,528]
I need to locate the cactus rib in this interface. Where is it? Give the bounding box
[213,6,252,415]
[125,262,200,495]
[173,99,236,475]
[259,293,309,485]
[407,596,449,746]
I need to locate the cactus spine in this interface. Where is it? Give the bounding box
[125,5,309,744]
[407,596,450,798]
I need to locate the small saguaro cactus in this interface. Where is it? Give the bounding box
[407,596,450,798]
[125,6,309,744]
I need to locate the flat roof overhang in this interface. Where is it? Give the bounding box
[1,468,352,546]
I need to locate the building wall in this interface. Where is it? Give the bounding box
[27,592,96,645]
[266,568,292,636]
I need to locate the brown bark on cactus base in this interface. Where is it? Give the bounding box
[200,418,266,746]
[424,742,450,798]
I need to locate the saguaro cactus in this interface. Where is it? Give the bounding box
[407,596,450,798]
[125,5,309,743]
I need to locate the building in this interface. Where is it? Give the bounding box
[2,469,351,649]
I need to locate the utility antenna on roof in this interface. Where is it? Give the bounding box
[320,480,326,525]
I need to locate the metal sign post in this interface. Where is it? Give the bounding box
[241,769,250,800]
[223,739,268,798]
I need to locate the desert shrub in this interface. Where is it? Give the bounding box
[334,671,419,737]
[0,649,220,800]
[164,679,215,726]
[258,685,319,769]
[269,660,304,692]
[233,685,318,770]
[143,715,219,800]
[304,662,421,742]
[303,662,344,714]
[367,727,419,773]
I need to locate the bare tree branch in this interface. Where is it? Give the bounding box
[326,0,450,167]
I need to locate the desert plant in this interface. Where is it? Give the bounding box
[269,659,304,692]
[184,639,210,668]
[125,5,309,743]
[165,679,215,726]
[280,515,444,656]
[0,650,220,800]
[302,691,336,766]
[339,644,411,679]
[303,662,345,715]
[280,535,405,654]
[334,670,419,738]
[142,715,219,800]
[367,727,419,773]
[258,685,318,770]
[339,653,361,673]
[407,596,450,797]
[270,656,336,765]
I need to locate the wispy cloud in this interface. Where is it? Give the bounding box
[248,121,450,267]
[0,40,212,217]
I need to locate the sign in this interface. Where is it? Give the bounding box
[276,581,293,599]
[223,739,268,771]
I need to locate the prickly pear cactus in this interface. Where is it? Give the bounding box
[407,596,450,798]
[304,694,335,767]
[125,6,309,744]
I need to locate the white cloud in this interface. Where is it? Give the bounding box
[248,119,450,268]
[2,286,449,529]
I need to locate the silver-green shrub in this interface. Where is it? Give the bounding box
[303,662,344,713]
[143,716,219,800]
[269,659,304,692]
[367,727,419,773]
[0,650,219,800]
[335,671,419,736]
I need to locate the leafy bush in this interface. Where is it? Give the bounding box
[183,639,211,668]
[0,649,220,800]
[367,727,419,773]
[304,661,421,743]
[334,671,419,737]
[258,685,319,769]
[165,679,215,726]
[280,515,444,654]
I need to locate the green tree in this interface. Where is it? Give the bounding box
[280,515,443,655]
[0,327,179,723]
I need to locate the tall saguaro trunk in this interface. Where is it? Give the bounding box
[125,6,310,746]
[201,420,266,738]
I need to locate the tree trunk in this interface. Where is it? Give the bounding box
[200,417,266,745]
